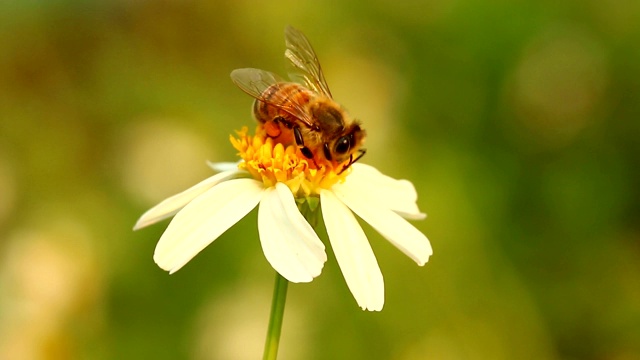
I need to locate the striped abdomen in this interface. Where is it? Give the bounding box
[252,82,315,125]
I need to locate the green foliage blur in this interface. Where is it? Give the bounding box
[1,1,639,359]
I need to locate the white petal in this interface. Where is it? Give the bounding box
[154,178,263,273]
[341,163,426,220]
[320,189,384,311]
[207,160,241,172]
[133,169,245,230]
[258,183,327,283]
[333,186,433,266]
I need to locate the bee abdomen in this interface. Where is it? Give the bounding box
[252,83,313,124]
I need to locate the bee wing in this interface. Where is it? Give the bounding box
[230,68,285,98]
[284,25,332,98]
[230,68,316,128]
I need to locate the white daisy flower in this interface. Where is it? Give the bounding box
[134,126,432,311]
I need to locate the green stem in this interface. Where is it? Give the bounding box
[263,272,289,360]
[262,197,319,359]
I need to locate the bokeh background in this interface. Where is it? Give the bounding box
[1,0,639,359]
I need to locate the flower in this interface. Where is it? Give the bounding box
[134,126,432,311]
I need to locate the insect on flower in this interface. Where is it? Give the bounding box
[135,26,432,312]
[231,26,366,172]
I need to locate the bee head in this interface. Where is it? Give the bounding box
[324,123,366,166]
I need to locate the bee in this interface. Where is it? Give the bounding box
[230,25,366,172]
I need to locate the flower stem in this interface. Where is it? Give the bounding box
[263,272,289,360]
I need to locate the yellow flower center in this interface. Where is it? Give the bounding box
[230,126,350,197]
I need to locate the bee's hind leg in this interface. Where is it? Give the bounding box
[264,117,283,138]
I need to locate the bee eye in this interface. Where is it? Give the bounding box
[334,136,351,155]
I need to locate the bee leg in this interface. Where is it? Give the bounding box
[273,117,318,166]
[272,116,286,128]
[265,117,284,138]
[323,143,333,161]
[293,126,314,160]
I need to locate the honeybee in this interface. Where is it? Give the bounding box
[230,25,366,172]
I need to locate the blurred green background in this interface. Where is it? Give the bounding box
[1,0,639,359]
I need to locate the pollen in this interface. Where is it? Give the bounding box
[231,126,349,197]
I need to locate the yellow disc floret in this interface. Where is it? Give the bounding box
[231,126,349,197]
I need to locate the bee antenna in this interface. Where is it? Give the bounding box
[338,148,366,175]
